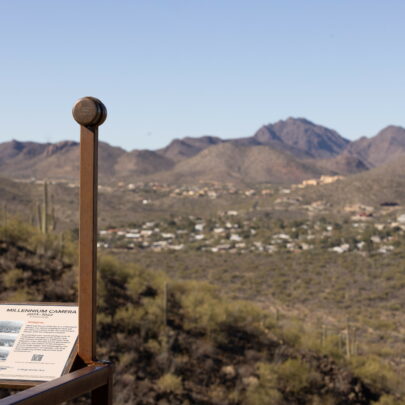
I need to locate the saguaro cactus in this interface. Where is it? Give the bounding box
[2,203,7,225]
[36,180,57,234]
[42,181,49,234]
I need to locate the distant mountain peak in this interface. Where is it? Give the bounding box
[7,139,26,152]
[252,117,349,159]
[375,125,405,140]
[380,124,404,132]
[157,135,223,162]
[345,125,405,167]
[45,140,79,156]
[284,117,315,125]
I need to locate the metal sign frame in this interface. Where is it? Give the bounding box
[0,302,78,387]
[0,97,113,405]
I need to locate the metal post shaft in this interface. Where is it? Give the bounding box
[72,97,107,364]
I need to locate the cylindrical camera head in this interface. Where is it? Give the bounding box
[72,97,107,126]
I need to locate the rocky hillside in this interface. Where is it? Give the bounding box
[0,140,125,180]
[150,143,329,185]
[0,177,36,216]
[0,220,398,404]
[295,153,405,208]
[157,136,223,162]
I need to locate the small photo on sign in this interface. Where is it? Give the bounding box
[31,354,44,362]
[0,321,23,334]
[0,334,18,348]
[0,349,10,361]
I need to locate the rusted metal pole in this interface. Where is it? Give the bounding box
[72,97,107,364]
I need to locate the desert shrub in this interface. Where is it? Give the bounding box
[98,255,132,320]
[0,219,35,245]
[144,338,161,355]
[138,297,166,337]
[208,384,228,403]
[1,268,43,301]
[157,373,183,394]
[351,355,400,392]
[373,394,405,405]
[247,359,318,401]
[246,359,317,404]
[308,395,337,405]
[116,352,137,373]
[112,305,145,333]
[127,265,167,299]
[0,218,77,263]
[2,268,25,289]
[271,359,318,393]
[179,282,226,335]
[276,320,302,347]
[223,300,267,330]
[4,288,32,302]
[301,329,343,361]
[245,386,283,405]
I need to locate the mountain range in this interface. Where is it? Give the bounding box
[1,118,405,185]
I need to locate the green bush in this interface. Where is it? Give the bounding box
[351,355,400,392]
[0,219,35,245]
[179,282,226,335]
[157,373,183,394]
[98,255,131,320]
[272,359,317,393]
[245,386,283,405]
[373,394,405,405]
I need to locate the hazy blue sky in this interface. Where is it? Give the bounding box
[0,0,404,150]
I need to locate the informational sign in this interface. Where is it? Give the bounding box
[0,303,78,382]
